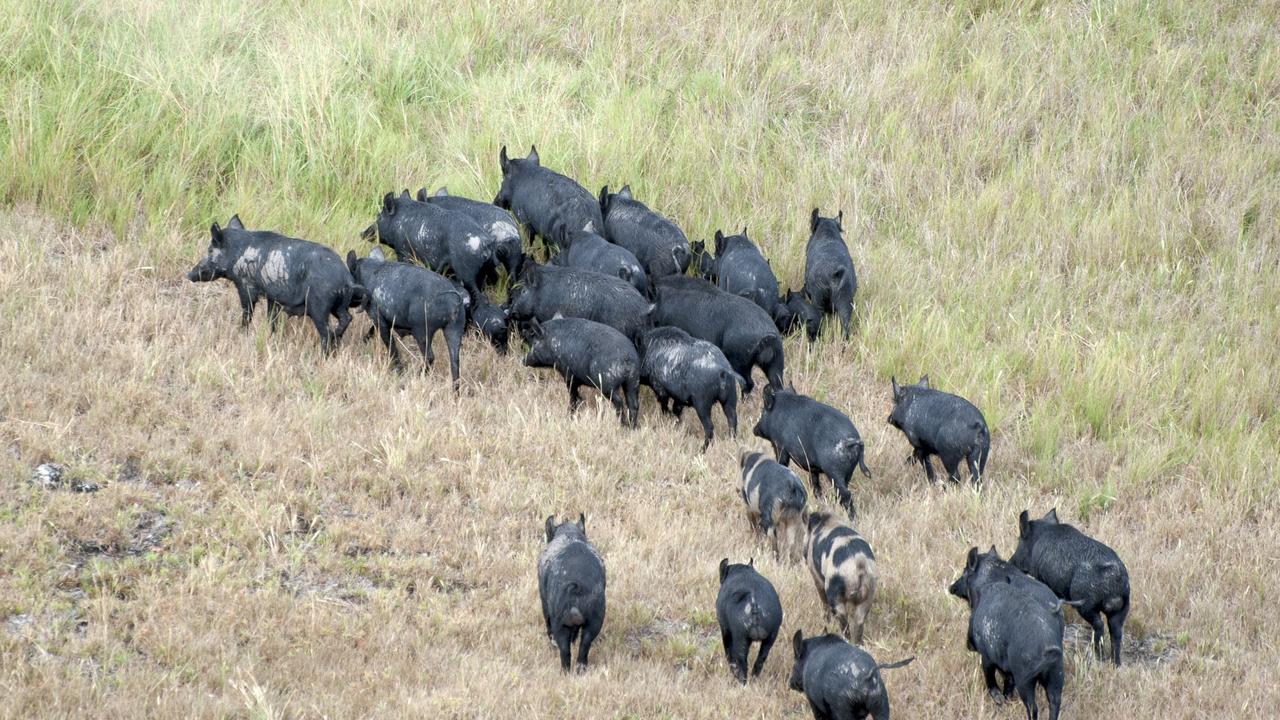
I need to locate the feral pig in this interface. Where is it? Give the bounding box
[539,514,606,672]
[716,558,783,683]
[346,249,466,386]
[550,223,648,295]
[187,215,360,354]
[651,275,784,393]
[510,263,654,344]
[790,631,913,720]
[948,546,1068,620]
[773,288,823,342]
[804,209,858,339]
[803,512,877,644]
[690,239,717,281]
[888,376,990,484]
[710,229,779,314]
[361,192,498,298]
[1011,509,1131,666]
[493,145,603,252]
[753,387,870,519]
[950,547,1067,720]
[418,187,523,279]
[522,317,640,428]
[598,184,690,277]
[740,451,807,561]
[469,294,510,354]
[638,326,743,450]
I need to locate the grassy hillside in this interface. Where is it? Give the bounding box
[1,0,1278,717]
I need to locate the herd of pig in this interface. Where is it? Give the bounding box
[187,145,1132,719]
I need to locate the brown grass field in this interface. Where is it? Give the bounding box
[2,0,1279,717]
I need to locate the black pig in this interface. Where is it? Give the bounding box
[716,558,783,683]
[598,184,690,278]
[523,317,641,427]
[773,289,823,342]
[709,229,779,314]
[651,275,784,393]
[804,208,858,339]
[888,376,990,484]
[789,630,913,720]
[418,187,523,280]
[493,145,603,252]
[187,215,360,354]
[638,326,743,449]
[539,514,606,672]
[1011,509,1131,666]
[361,192,498,298]
[550,224,648,295]
[754,387,870,519]
[509,263,654,344]
[469,294,510,354]
[346,248,466,385]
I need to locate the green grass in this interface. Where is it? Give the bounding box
[1,0,1279,716]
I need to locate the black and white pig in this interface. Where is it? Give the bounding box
[1010,509,1131,666]
[522,316,641,427]
[716,558,783,683]
[345,248,467,385]
[789,630,913,720]
[708,229,779,314]
[361,192,498,298]
[740,451,808,561]
[753,387,870,519]
[950,548,1067,720]
[598,184,690,278]
[651,275,784,393]
[418,187,523,280]
[510,263,654,344]
[804,208,858,339]
[550,223,648,295]
[638,326,743,450]
[539,514,607,672]
[493,145,603,252]
[804,512,877,645]
[773,288,824,342]
[888,376,990,485]
[187,215,360,354]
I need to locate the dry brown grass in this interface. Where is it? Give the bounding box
[0,205,1276,718]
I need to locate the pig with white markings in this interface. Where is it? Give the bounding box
[417,187,523,280]
[804,512,877,645]
[638,326,743,450]
[888,375,990,485]
[740,451,808,561]
[361,191,499,299]
[550,223,648,296]
[539,514,606,672]
[187,215,361,354]
[716,558,783,683]
[509,263,654,344]
[707,228,779,314]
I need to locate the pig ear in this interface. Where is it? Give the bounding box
[988,544,1000,559]
[918,374,930,389]
[499,145,510,174]
[435,187,449,197]
[400,189,411,200]
[210,222,225,246]
[1043,508,1059,524]
[718,558,729,584]
[345,250,358,271]
[891,376,901,398]
[1018,510,1031,537]
[382,192,396,216]
[227,214,245,230]
[748,556,754,567]
[576,513,585,532]
[370,247,385,262]
[762,384,776,411]
[618,184,632,200]
[528,145,540,166]
[792,630,805,658]
[714,230,725,255]
[966,546,979,570]
[545,515,556,542]
[836,210,844,230]
[810,207,819,232]
[416,188,429,202]
[598,185,610,214]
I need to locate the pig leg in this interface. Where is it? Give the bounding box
[808,471,825,498]
[444,317,464,391]
[1044,662,1064,720]
[576,617,602,672]
[751,631,776,677]
[981,661,1003,702]
[725,632,749,683]
[234,281,258,327]
[850,600,870,645]
[624,377,640,429]
[942,455,963,484]
[553,628,573,671]
[411,325,432,373]
[776,448,791,466]
[567,378,584,413]
[721,390,739,437]
[694,400,715,451]
[609,385,628,426]
[1014,677,1039,719]
[333,304,353,342]
[1079,607,1107,661]
[308,306,337,355]
[1107,606,1128,666]
[836,295,853,340]
[376,319,401,368]
[917,449,938,483]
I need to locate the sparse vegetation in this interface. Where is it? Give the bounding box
[2,0,1278,717]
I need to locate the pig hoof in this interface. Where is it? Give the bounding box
[987,687,1005,704]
